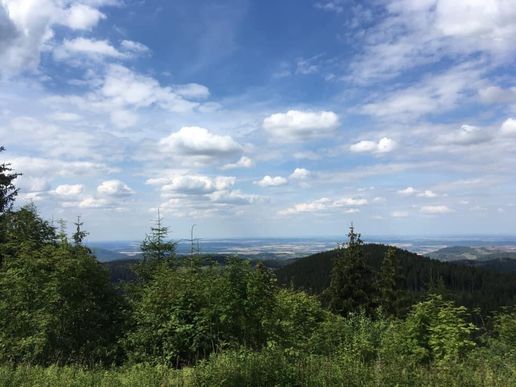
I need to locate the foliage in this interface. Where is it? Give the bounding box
[404,294,477,364]
[276,243,516,316]
[325,225,377,316]
[135,211,177,282]
[125,258,276,367]
[0,243,126,365]
[378,246,405,316]
[0,146,20,215]
[0,204,57,265]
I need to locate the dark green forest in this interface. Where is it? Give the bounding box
[0,148,515,386]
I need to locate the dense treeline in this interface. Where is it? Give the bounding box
[0,149,515,385]
[276,242,516,315]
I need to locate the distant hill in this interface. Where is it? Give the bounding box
[102,254,294,283]
[426,246,516,262]
[275,244,516,313]
[90,247,137,262]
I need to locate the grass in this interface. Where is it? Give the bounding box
[1,347,514,387]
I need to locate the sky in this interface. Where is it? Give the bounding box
[0,0,515,240]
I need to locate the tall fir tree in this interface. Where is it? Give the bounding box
[136,209,176,282]
[72,216,88,246]
[325,224,376,316]
[378,246,404,317]
[0,146,20,215]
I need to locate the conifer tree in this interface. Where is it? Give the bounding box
[0,146,20,215]
[378,246,404,317]
[72,216,88,246]
[325,224,376,316]
[136,210,176,281]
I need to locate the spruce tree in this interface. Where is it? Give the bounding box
[136,210,176,282]
[378,246,404,317]
[72,216,88,246]
[0,146,20,214]
[326,224,376,316]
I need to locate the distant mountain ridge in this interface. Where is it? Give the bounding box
[426,246,516,262]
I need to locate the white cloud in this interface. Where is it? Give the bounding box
[147,173,259,216]
[110,110,138,128]
[60,4,105,30]
[478,86,516,104]
[349,0,516,82]
[391,211,409,218]
[279,196,367,215]
[350,137,397,154]
[314,1,345,14]
[95,65,204,113]
[420,205,453,214]
[222,156,254,170]
[76,196,112,209]
[159,126,242,164]
[97,180,134,197]
[7,156,115,178]
[263,110,339,141]
[54,38,124,60]
[54,184,84,196]
[49,112,81,122]
[255,175,288,187]
[0,0,114,74]
[120,39,150,54]
[155,175,236,195]
[438,124,491,145]
[173,83,210,99]
[289,168,310,179]
[208,189,260,205]
[361,65,482,119]
[417,190,438,198]
[500,118,516,136]
[398,187,416,196]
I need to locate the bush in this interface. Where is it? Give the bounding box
[0,244,126,365]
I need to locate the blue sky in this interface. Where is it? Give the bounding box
[1,0,515,240]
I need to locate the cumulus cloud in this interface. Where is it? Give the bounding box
[97,180,134,197]
[263,110,338,141]
[0,0,114,74]
[500,118,516,136]
[255,175,288,187]
[279,196,367,215]
[417,190,438,198]
[152,175,236,195]
[60,4,106,30]
[420,205,453,214]
[438,124,491,145]
[222,156,254,170]
[147,173,260,216]
[289,168,310,179]
[398,187,439,198]
[54,184,84,196]
[159,126,242,164]
[391,211,409,218]
[397,187,416,196]
[350,137,397,154]
[96,65,204,113]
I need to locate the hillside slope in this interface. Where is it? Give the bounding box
[276,244,516,313]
